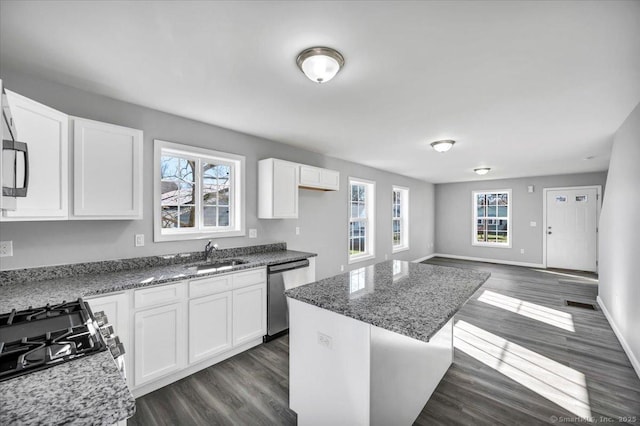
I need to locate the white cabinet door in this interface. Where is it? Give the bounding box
[1,90,68,220]
[320,169,340,191]
[232,282,266,346]
[86,292,131,388]
[258,158,298,219]
[134,302,186,386]
[299,165,340,191]
[188,291,232,364]
[71,117,143,219]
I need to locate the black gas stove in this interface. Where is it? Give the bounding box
[0,299,107,382]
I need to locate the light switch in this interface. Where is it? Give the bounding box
[530,221,537,227]
[249,228,257,238]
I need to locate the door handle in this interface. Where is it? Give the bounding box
[548,231,552,235]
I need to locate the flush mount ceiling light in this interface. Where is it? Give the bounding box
[296,46,345,83]
[474,167,491,175]
[430,140,455,153]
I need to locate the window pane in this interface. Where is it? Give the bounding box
[357,202,366,218]
[349,221,366,255]
[476,194,486,206]
[203,186,217,205]
[351,185,359,202]
[497,206,508,217]
[218,207,230,226]
[497,231,508,243]
[203,206,217,226]
[487,205,497,217]
[487,194,497,205]
[477,206,485,217]
[498,193,508,205]
[161,206,178,228]
[179,205,195,228]
[218,188,229,206]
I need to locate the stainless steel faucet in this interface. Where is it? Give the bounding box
[204,240,219,260]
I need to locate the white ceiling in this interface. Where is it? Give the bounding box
[1,1,639,183]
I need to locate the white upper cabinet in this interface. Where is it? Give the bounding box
[1,90,69,221]
[299,164,340,191]
[71,117,143,219]
[258,158,299,219]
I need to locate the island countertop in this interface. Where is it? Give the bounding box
[285,260,490,342]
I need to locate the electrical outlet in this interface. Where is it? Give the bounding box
[384,254,388,260]
[0,241,13,257]
[340,265,344,272]
[249,228,257,238]
[530,221,537,227]
[295,226,300,235]
[135,234,144,247]
[318,332,333,349]
[520,249,525,254]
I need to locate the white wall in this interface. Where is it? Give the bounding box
[598,102,640,376]
[0,69,435,280]
[434,172,607,266]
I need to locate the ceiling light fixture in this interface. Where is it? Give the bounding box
[474,167,491,175]
[430,140,455,153]
[296,46,345,83]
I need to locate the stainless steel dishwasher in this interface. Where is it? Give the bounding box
[265,258,311,341]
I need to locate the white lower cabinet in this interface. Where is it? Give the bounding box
[123,266,268,396]
[134,302,186,387]
[232,283,267,346]
[189,291,232,364]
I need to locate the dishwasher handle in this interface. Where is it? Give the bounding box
[268,259,310,274]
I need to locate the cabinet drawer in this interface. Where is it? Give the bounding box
[189,274,233,298]
[134,282,185,309]
[232,268,266,289]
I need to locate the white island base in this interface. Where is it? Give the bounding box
[288,298,454,426]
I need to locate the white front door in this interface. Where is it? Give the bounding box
[545,187,599,271]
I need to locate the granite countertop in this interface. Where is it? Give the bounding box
[0,246,316,313]
[285,260,490,343]
[0,351,135,426]
[0,243,316,425]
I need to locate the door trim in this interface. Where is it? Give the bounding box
[542,185,602,271]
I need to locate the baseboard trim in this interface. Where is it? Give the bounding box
[431,253,545,269]
[412,254,436,263]
[597,296,640,379]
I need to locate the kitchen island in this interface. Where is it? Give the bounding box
[285,260,490,426]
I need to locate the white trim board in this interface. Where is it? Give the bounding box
[412,254,436,263]
[597,296,640,380]
[431,253,544,268]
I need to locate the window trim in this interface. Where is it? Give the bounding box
[348,177,376,264]
[392,186,410,253]
[472,189,512,248]
[153,139,246,242]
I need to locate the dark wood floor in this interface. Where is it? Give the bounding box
[128,258,640,425]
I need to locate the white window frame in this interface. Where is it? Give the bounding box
[392,186,410,253]
[348,177,376,264]
[154,139,245,242]
[472,189,512,248]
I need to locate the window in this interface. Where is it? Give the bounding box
[392,186,409,252]
[473,189,511,247]
[154,140,245,241]
[349,178,376,263]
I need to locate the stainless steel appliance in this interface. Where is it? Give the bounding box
[0,299,125,382]
[265,258,310,341]
[1,82,29,210]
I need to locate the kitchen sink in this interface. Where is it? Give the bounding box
[186,258,248,273]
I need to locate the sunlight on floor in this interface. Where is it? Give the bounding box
[454,320,591,419]
[532,269,598,283]
[477,290,575,332]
